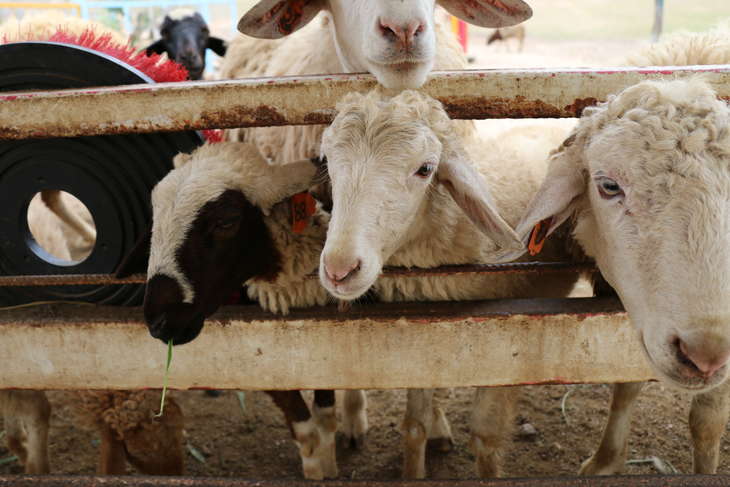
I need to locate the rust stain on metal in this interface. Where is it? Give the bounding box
[302,111,335,124]
[439,96,565,119]
[563,97,599,116]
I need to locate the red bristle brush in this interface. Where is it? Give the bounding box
[4,28,224,142]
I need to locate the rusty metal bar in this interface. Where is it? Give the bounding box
[0,297,654,390]
[0,262,596,287]
[1,474,729,487]
[1,66,729,139]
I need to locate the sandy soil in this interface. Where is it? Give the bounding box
[2,382,728,479]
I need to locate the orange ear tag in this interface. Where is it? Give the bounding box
[290,192,317,234]
[527,217,553,256]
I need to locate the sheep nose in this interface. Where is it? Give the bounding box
[677,337,730,379]
[147,312,168,340]
[378,17,424,49]
[324,257,361,283]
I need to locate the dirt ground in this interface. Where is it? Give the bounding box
[2,382,729,479]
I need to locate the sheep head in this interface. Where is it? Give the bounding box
[318,90,521,301]
[237,0,531,90]
[512,79,730,392]
[120,142,319,345]
[145,10,227,80]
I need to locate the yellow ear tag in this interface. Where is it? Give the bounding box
[290,192,317,234]
[528,217,553,256]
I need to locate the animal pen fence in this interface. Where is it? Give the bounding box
[1,65,730,486]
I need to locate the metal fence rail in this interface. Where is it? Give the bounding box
[0,298,654,390]
[2,65,730,139]
[0,262,596,287]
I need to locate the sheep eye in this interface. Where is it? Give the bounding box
[595,176,623,199]
[414,163,435,178]
[215,216,240,232]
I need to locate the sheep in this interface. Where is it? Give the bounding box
[9,194,186,475]
[318,89,579,478]
[0,391,51,474]
[627,25,730,67]
[486,25,525,52]
[221,0,532,162]
[0,10,127,44]
[509,78,730,475]
[575,28,730,475]
[114,141,367,479]
[144,9,228,80]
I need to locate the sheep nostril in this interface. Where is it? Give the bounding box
[676,337,730,379]
[325,259,361,284]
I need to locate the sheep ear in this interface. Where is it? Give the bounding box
[503,140,586,262]
[438,0,532,28]
[115,226,151,278]
[238,0,325,39]
[436,147,524,260]
[207,37,228,56]
[145,39,167,56]
[173,152,194,168]
[256,158,320,214]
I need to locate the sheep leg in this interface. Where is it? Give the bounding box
[40,190,95,244]
[98,423,128,474]
[266,390,326,480]
[470,386,517,478]
[312,390,338,478]
[402,388,434,479]
[690,379,730,473]
[1,391,51,474]
[427,389,453,452]
[341,389,368,449]
[579,381,645,475]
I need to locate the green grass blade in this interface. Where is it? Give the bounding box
[0,455,18,466]
[155,339,173,417]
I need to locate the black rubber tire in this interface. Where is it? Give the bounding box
[0,42,203,305]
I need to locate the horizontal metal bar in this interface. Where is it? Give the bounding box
[1,66,729,139]
[2,474,730,487]
[0,262,595,287]
[0,297,656,390]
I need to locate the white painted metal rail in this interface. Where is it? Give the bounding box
[2,66,730,139]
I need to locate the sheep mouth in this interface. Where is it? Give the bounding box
[640,334,725,392]
[374,60,426,72]
[147,307,205,346]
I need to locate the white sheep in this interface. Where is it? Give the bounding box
[115,141,367,479]
[574,28,730,476]
[7,194,186,475]
[220,0,531,163]
[509,78,730,475]
[318,89,578,477]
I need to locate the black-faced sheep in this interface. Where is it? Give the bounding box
[116,142,367,479]
[318,89,578,478]
[145,9,227,80]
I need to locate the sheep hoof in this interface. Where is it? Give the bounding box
[427,436,454,452]
[578,454,622,476]
[339,431,366,450]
